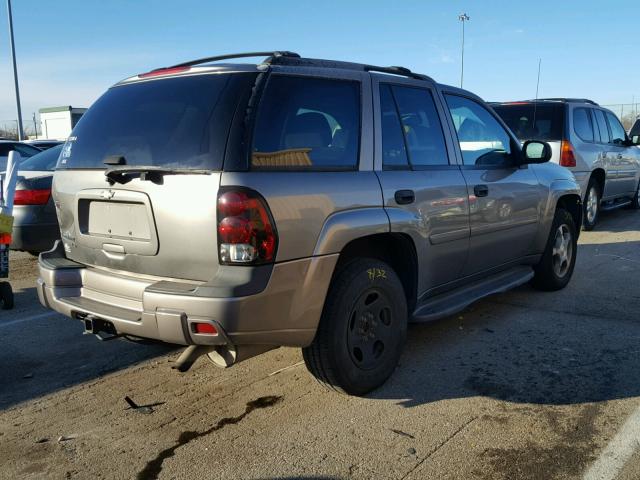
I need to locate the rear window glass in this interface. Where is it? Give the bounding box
[492,103,564,141]
[252,75,360,170]
[573,108,594,142]
[19,144,62,171]
[57,73,257,170]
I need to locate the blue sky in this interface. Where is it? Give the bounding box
[0,0,637,125]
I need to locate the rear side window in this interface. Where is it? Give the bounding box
[573,108,594,142]
[605,111,626,144]
[252,76,360,170]
[57,73,257,170]
[380,85,409,168]
[492,103,564,141]
[389,86,448,167]
[593,109,610,143]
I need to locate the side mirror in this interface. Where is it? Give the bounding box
[629,134,640,146]
[522,140,552,164]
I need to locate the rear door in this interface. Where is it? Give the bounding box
[443,93,543,276]
[592,108,619,198]
[372,75,470,292]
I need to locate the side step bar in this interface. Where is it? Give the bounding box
[600,198,632,212]
[412,266,534,323]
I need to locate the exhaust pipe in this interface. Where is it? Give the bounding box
[207,344,277,368]
[172,344,277,372]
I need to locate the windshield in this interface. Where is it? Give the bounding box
[19,144,62,171]
[57,72,257,170]
[492,103,564,141]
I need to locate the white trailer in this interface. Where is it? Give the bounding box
[39,106,87,140]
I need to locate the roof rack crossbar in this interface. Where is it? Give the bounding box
[167,51,301,69]
[363,64,433,82]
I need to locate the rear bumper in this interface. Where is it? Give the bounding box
[37,242,337,348]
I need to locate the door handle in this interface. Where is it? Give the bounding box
[474,184,489,197]
[617,153,623,159]
[394,189,415,205]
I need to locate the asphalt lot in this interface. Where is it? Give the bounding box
[1,208,640,480]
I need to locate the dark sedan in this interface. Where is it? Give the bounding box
[8,145,61,254]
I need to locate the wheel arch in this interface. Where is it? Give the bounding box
[334,232,419,313]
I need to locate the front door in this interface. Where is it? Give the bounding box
[605,110,639,196]
[443,93,542,276]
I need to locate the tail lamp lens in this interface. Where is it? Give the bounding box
[14,189,51,205]
[560,140,577,167]
[217,189,277,264]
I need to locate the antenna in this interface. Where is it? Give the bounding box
[532,58,542,135]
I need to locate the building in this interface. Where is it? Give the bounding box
[39,106,87,140]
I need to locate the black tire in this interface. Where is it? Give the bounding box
[532,208,577,291]
[0,281,14,310]
[302,258,407,396]
[625,180,640,210]
[583,178,601,230]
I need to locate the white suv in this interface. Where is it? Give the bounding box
[493,99,640,229]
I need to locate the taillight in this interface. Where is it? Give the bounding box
[217,189,277,264]
[560,140,577,167]
[14,189,51,205]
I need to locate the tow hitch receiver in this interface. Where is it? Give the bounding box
[80,314,121,341]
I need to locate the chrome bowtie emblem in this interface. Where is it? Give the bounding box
[101,190,115,200]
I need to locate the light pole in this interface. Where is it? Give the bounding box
[458,13,470,88]
[6,0,24,140]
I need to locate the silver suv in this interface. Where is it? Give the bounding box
[38,52,582,395]
[493,99,640,229]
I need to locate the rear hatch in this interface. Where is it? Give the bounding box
[54,70,257,281]
[492,102,564,164]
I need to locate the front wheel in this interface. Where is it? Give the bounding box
[532,208,577,291]
[302,258,407,396]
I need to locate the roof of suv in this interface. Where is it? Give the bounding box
[492,98,599,106]
[119,50,439,85]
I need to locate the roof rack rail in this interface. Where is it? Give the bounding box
[363,65,433,82]
[525,98,599,106]
[168,51,301,69]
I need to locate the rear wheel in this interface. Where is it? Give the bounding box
[532,208,577,291]
[0,281,14,310]
[302,258,407,396]
[583,178,601,230]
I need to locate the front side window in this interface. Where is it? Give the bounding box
[252,76,360,170]
[445,95,513,166]
[605,111,627,144]
[573,108,594,142]
[593,109,610,143]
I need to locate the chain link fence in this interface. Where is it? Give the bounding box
[0,118,40,140]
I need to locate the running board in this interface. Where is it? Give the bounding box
[600,199,632,211]
[411,266,534,323]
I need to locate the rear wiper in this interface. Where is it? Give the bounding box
[105,166,211,185]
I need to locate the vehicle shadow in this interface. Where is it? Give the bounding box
[372,237,640,408]
[0,287,175,410]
